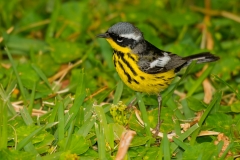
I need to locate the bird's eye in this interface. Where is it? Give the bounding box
[117,37,123,42]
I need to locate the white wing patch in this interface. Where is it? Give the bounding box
[149,52,171,68]
[120,33,141,41]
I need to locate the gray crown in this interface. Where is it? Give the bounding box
[107,22,143,41]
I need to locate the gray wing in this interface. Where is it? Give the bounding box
[137,41,187,74]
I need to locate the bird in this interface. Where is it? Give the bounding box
[97,22,219,133]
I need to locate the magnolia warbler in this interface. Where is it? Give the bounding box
[97,22,219,132]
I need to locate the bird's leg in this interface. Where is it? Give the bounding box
[155,94,162,135]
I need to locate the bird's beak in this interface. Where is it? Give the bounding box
[97,32,110,38]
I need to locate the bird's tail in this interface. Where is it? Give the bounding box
[174,52,219,72]
[183,52,219,64]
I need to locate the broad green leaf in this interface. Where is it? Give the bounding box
[59,151,79,160]
[58,134,89,155]
[48,39,86,63]
[182,142,218,160]
[3,35,49,55]
[34,53,60,77]
[213,56,240,81]
[110,123,126,140]
[0,149,35,160]
[148,107,174,133]
[129,112,145,134]
[17,63,51,93]
[15,125,49,144]
[186,97,206,111]
[205,113,232,136]
[81,149,99,159]
[142,147,161,160]
[35,132,55,154]
[130,136,151,147]
[231,101,240,113]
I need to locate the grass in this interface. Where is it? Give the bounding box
[1,0,240,159]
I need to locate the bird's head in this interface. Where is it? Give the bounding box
[97,22,144,52]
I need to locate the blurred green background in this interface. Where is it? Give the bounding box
[1,0,240,93]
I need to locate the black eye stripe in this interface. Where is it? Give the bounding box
[109,33,135,48]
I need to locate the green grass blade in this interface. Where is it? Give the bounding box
[172,137,190,151]
[65,69,86,129]
[158,140,163,160]
[28,81,36,114]
[45,122,59,129]
[77,116,96,137]
[31,64,52,91]
[45,0,61,39]
[213,75,240,100]
[219,142,234,160]
[64,119,75,151]
[0,95,8,149]
[57,101,64,142]
[1,81,17,116]
[24,143,39,157]
[186,65,214,97]
[166,98,185,120]
[163,133,171,160]
[95,123,106,159]
[216,141,224,157]
[113,81,123,105]
[190,91,222,145]
[16,126,45,150]
[136,92,151,146]
[5,47,27,104]
[20,106,34,126]
[170,123,199,153]
[95,105,114,149]
[78,104,84,127]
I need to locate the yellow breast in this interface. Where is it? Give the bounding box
[106,38,175,95]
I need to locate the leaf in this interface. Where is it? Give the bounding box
[231,101,240,113]
[15,125,53,146]
[17,62,52,94]
[110,123,126,141]
[48,39,86,63]
[205,113,232,136]
[212,56,240,81]
[186,97,206,111]
[35,133,55,154]
[182,142,218,160]
[60,151,79,160]
[81,149,99,159]
[17,63,39,84]
[3,35,49,55]
[130,136,151,147]
[34,53,60,77]
[142,147,161,159]
[58,134,89,155]
[0,149,35,160]
[148,107,175,133]
[129,112,145,134]
[16,126,45,150]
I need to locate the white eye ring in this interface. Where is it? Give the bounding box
[117,37,123,42]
